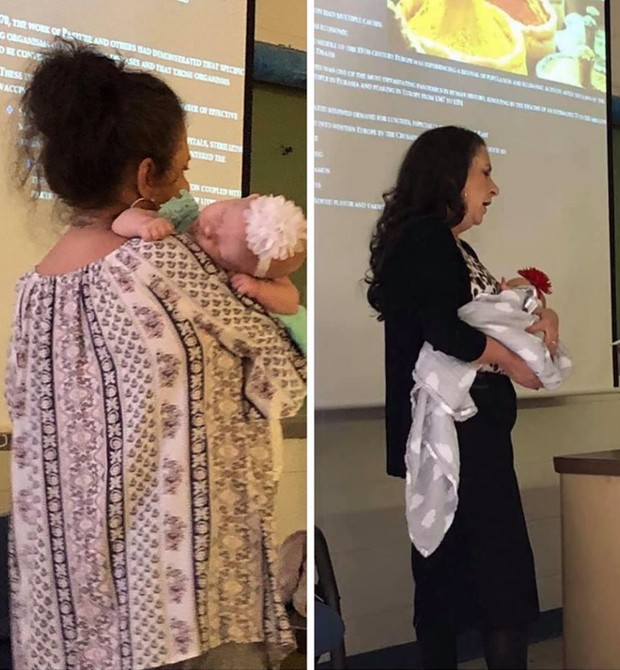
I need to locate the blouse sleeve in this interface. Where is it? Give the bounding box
[4,279,31,423]
[130,236,307,420]
[384,219,486,362]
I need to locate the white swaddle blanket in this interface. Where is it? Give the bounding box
[405,286,572,557]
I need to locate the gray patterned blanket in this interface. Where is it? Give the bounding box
[405,286,572,557]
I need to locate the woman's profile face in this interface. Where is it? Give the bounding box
[152,129,191,205]
[457,146,500,234]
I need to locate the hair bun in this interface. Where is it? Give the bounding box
[17,37,185,210]
[23,39,124,138]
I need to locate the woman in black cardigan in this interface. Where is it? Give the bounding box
[366,126,559,670]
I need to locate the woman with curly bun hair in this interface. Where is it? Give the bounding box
[5,40,306,670]
[367,126,561,669]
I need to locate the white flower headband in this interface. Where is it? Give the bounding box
[244,195,307,277]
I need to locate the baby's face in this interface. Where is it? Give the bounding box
[195,197,259,273]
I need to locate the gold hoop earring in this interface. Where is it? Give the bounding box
[130,197,157,210]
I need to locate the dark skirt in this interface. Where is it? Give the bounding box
[410,373,539,634]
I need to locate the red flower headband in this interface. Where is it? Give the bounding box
[517,267,552,300]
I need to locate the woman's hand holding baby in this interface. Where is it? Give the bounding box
[500,277,555,349]
[504,354,544,390]
[526,308,559,356]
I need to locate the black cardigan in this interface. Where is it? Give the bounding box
[382,215,487,478]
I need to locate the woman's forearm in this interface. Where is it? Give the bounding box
[475,336,519,369]
[477,336,543,389]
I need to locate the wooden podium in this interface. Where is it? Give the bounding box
[554,450,620,669]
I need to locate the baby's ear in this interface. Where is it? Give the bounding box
[247,193,261,200]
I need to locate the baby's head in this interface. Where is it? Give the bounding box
[195,194,306,278]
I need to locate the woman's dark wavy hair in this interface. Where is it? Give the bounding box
[16,38,186,214]
[366,125,485,319]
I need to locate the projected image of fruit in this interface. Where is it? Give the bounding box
[388,0,606,91]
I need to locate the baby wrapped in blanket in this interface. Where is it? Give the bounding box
[112,191,307,479]
[405,282,571,557]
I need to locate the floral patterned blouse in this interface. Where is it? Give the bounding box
[456,238,504,375]
[5,235,306,670]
